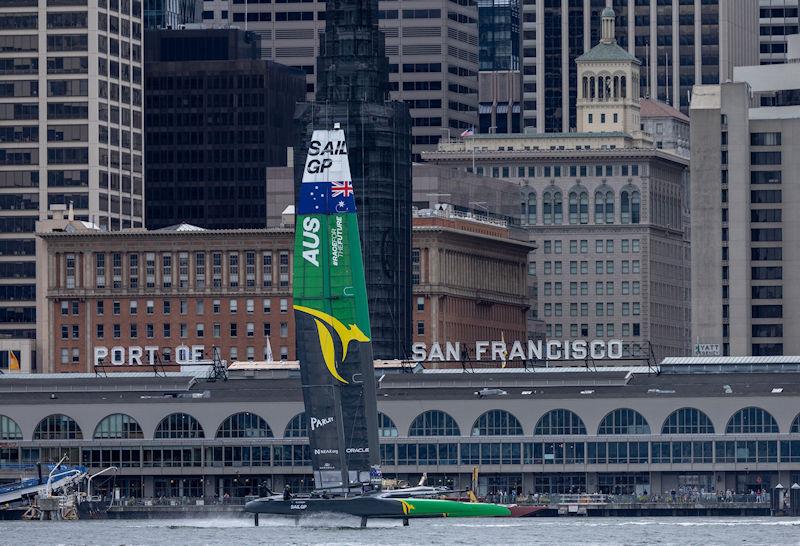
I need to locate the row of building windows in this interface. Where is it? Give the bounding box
[546,323,641,338]
[543,302,641,319]
[6,440,798,469]
[522,188,641,225]
[5,407,790,442]
[61,320,289,341]
[61,297,290,317]
[63,250,291,290]
[540,259,641,275]
[543,239,641,255]
[543,281,641,296]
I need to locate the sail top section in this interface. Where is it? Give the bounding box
[299,129,355,215]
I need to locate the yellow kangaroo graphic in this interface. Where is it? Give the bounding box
[294,304,370,384]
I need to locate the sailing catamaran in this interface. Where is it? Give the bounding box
[243,126,510,526]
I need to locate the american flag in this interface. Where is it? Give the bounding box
[331,180,353,198]
[460,127,474,138]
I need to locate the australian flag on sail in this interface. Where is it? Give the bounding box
[298,181,357,215]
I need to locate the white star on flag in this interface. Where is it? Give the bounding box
[338,200,345,208]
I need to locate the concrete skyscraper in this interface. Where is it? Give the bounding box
[0,0,144,344]
[293,0,412,360]
[759,0,799,64]
[691,59,800,356]
[200,0,478,158]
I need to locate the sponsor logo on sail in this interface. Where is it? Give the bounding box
[346,447,369,454]
[294,305,370,384]
[310,416,334,431]
[314,448,339,455]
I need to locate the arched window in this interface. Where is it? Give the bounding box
[661,408,714,434]
[409,410,460,436]
[0,415,22,440]
[33,414,83,440]
[216,412,273,438]
[604,190,614,224]
[582,76,588,99]
[631,191,641,224]
[553,192,563,224]
[621,190,631,224]
[543,192,553,225]
[791,413,800,433]
[284,413,308,437]
[569,192,578,224]
[471,410,523,436]
[726,407,779,434]
[534,409,586,435]
[527,192,536,224]
[594,191,606,224]
[598,409,650,435]
[621,75,627,98]
[94,413,143,439]
[154,413,204,439]
[378,412,398,437]
[579,191,589,224]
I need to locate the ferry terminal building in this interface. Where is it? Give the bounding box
[2,356,800,499]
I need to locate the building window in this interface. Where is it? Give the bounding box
[409,410,460,436]
[245,251,256,288]
[280,322,288,337]
[228,252,239,288]
[598,409,651,435]
[195,252,205,289]
[95,253,105,288]
[534,409,586,435]
[263,298,271,314]
[280,298,288,313]
[129,300,137,315]
[725,407,779,434]
[163,299,171,314]
[471,410,523,436]
[145,253,155,288]
[196,323,204,337]
[178,252,189,288]
[416,297,424,311]
[212,252,222,288]
[146,323,154,338]
[65,254,76,288]
[112,253,122,288]
[216,412,273,438]
[161,254,172,288]
[130,324,137,338]
[662,408,714,434]
[230,323,237,337]
[262,252,273,288]
[33,414,83,440]
[246,323,254,337]
[411,249,420,284]
[93,413,143,439]
[154,413,204,439]
[279,251,289,287]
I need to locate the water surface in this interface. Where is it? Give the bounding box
[3,516,799,545]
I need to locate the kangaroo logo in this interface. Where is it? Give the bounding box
[294,304,369,384]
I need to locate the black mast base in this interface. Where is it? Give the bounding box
[360,516,368,528]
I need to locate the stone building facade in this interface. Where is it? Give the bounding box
[35,215,295,373]
[423,12,690,359]
[411,207,534,351]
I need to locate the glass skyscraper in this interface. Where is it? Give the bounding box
[143,0,202,29]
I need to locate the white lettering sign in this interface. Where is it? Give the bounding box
[694,343,721,356]
[93,345,208,367]
[411,339,625,362]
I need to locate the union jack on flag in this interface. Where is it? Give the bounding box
[331,180,353,198]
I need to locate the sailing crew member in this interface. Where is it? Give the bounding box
[283,484,292,501]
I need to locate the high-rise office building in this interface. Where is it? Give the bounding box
[200,0,478,157]
[478,0,522,133]
[143,0,202,29]
[759,0,799,64]
[690,59,800,356]
[293,0,412,360]
[521,1,759,133]
[143,28,305,229]
[0,0,145,343]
